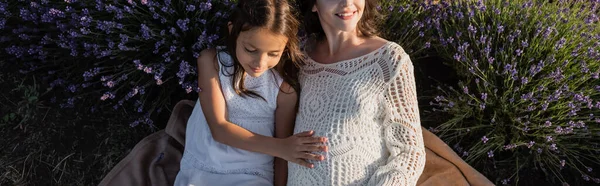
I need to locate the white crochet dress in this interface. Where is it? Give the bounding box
[287,42,426,186]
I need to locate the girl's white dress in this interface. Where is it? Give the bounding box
[174,48,283,186]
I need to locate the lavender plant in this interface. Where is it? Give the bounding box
[1,0,232,127]
[427,0,600,184]
[380,0,439,58]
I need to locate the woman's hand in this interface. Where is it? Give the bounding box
[275,130,328,168]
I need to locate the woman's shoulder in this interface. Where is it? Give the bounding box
[377,40,409,62]
[363,37,408,60]
[375,39,405,54]
[375,40,414,80]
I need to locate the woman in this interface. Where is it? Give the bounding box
[288,0,425,185]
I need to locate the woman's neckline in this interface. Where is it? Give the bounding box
[305,41,392,66]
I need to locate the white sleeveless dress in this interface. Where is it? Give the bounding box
[174,48,283,186]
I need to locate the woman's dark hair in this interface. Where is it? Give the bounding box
[224,0,302,99]
[298,0,382,40]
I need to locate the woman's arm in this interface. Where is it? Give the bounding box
[196,49,327,168]
[367,47,426,186]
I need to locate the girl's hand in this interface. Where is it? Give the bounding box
[276,130,328,168]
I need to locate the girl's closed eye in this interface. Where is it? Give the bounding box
[244,47,256,53]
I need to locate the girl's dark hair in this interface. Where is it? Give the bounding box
[223,0,302,99]
[298,0,381,40]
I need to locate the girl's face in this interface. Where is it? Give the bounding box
[313,0,365,33]
[236,28,288,77]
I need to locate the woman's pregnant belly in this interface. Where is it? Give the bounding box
[288,132,388,186]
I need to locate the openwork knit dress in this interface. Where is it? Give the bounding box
[288,42,426,186]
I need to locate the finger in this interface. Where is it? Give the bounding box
[300,136,327,144]
[300,152,325,161]
[299,145,328,152]
[294,130,314,137]
[293,159,314,168]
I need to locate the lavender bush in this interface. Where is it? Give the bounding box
[427,0,600,184]
[1,0,232,127]
[380,0,439,58]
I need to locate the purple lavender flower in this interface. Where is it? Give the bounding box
[592,72,599,79]
[140,24,152,40]
[199,2,212,12]
[543,27,553,38]
[20,8,37,22]
[527,141,535,148]
[501,179,510,185]
[527,105,535,111]
[503,144,517,150]
[480,93,488,101]
[434,96,446,102]
[544,120,552,127]
[550,143,558,151]
[560,159,566,167]
[467,24,477,35]
[487,150,494,158]
[555,126,564,134]
[169,27,177,35]
[60,98,76,109]
[97,21,119,34]
[515,49,523,56]
[583,175,591,181]
[521,40,529,48]
[521,92,533,101]
[186,5,196,11]
[546,136,553,142]
[177,18,190,32]
[453,53,462,61]
[67,85,77,93]
[101,92,115,101]
[481,136,489,144]
[0,2,6,13]
[521,77,529,85]
[446,36,454,44]
[555,37,566,49]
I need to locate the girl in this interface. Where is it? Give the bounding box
[174,0,327,185]
[287,0,426,185]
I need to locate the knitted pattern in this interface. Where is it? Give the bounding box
[288,42,426,186]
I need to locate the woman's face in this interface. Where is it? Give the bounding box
[312,0,365,33]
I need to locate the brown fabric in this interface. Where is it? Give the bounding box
[99,100,494,186]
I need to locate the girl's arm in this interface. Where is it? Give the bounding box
[196,49,326,168]
[273,82,297,186]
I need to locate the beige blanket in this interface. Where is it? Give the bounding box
[99,100,494,186]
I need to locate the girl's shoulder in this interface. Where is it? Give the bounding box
[198,48,219,72]
[198,47,236,72]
